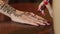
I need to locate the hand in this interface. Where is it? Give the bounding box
[11,10,50,26]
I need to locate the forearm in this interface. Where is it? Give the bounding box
[0,0,24,17]
[0,1,14,17]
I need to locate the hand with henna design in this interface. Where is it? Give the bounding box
[0,0,50,26]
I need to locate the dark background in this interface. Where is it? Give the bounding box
[8,0,42,4]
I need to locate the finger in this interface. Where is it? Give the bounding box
[43,20,50,25]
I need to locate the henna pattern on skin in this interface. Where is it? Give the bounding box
[0,2,23,17]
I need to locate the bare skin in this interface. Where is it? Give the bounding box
[38,0,53,18]
[0,0,50,26]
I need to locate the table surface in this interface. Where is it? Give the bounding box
[0,21,53,34]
